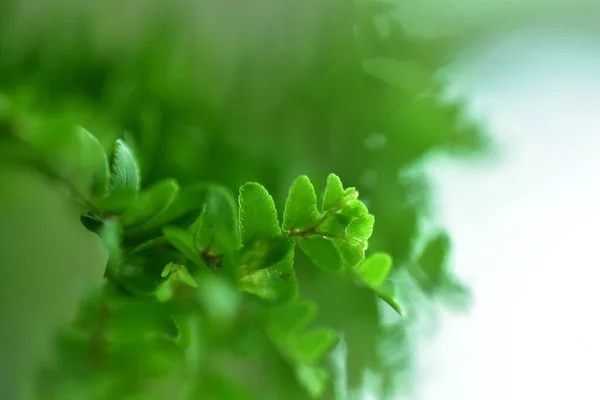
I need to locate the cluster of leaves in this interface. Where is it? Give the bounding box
[0,1,487,398]
[2,108,402,399]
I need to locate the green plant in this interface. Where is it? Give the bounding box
[0,1,487,399]
[2,112,401,399]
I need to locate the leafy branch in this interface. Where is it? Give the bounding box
[4,108,403,399]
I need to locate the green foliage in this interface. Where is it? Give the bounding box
[3,121,400,398]
[0,1,486,398]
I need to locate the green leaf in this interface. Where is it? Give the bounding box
[296,365,329,399]
[356,252,392,287]
[362,57,430,92]
[125,182,209,237]
[268,300,317,339]
[288,328,338,364]
[318,213,353,237]
[283,175,319,232]
[98,218,122,271]
[95,190,138,214]
[169,263,199,288]
[335,239,365,268]
[239,247,297,302]
[189,205,210,249]
[204,185,240,252]
[375,287,403,315]
[196,274,240,329]
[339,199,369,218]
[322,173,345,211]
[299,236,343,272]
[122,179,179,227]
[239,236,295,276]
[76,126,109,198]
[417,231,451,285]
[162,226,204,267]
[110,138,141,193]
[155,263,199,302]
[345,214,375,243]
[238,182,281,246]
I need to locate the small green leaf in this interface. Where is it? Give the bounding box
[417,231,451,286]
[95,190,138,214]
[162,226,204,267]
[339,199,369,218]
[189,205,210,249]
[122,179,179,227]
[98,218,122,270]
[288,328,338,364]
[111,138,141,193]
[335,239,365,268]
[296,365,329,399]
[166,263,199,288]
[322,173,345,211]
[239,248,297,302]
[238,183,281,246]
[318,213,353,237]
[125,182,209,237]
[205,185,240,252]
[343,187,358,199]
[283,175,319,232]
[239,236,295,276]
[299,236,343,272]
[375,287,403,315]
[356,252,392,288]
[268,300,317,339]
[160,262,201,298]
[155,281,174,303]
[345,214,375,243]
[76,126,110,198]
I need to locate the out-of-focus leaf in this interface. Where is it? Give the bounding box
[189,205,210,249]
[239,248,297,302]
[121,179,179,228]
[356,252,392,288]
[196,274,240,329]
[416,230,451,288]
[287,328,338,365]
[298,236,343,273]
[204,185,240,253]
[239,236,295,276]
[296,364,329,399]
[268,300,318,339]
[162,226,204,267]
[99,218,122,270]
[125,182,209,237]
[95,190,138,214]
[362,57,431,92]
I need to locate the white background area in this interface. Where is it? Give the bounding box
[416,27,600,400]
